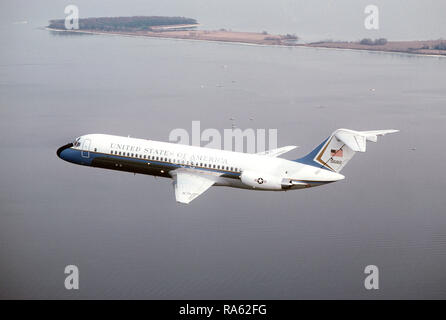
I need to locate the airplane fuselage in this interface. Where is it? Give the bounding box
[57,134,344,192]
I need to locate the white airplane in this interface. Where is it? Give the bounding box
[57,128,398,204]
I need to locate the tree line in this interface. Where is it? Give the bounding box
[359,38,388,45]
[48,16,198,31]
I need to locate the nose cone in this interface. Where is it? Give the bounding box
[57,143,73,160]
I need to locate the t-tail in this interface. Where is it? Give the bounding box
[295,128,399,172]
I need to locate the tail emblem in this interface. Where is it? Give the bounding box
[330,149,343,158]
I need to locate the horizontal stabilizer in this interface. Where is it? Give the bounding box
[335,129,399,152]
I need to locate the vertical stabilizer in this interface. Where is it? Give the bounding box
[295,129,398,172]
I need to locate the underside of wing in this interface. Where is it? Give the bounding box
[257,145,298,157]
[169,169,219,204]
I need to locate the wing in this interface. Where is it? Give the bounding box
[169,169,219,204]
[256,145,298,157]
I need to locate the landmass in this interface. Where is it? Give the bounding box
[307,38,446,56]
[47,16,298,46]
[47,16,446,56]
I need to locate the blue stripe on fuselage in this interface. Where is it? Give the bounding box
[63,148,241,177]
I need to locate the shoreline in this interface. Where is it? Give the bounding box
[46,27,446,58]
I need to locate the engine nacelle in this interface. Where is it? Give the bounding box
[240,171,284,190]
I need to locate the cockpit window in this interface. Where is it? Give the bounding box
[73,138,81,147]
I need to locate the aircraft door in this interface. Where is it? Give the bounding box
[81,138,91,158]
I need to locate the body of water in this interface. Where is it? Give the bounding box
[1,1,446,299]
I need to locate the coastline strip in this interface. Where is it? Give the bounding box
[46,28,446,58]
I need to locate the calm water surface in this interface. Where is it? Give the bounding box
[1,3,446,299]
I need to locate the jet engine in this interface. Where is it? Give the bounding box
[240,171,284,190]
